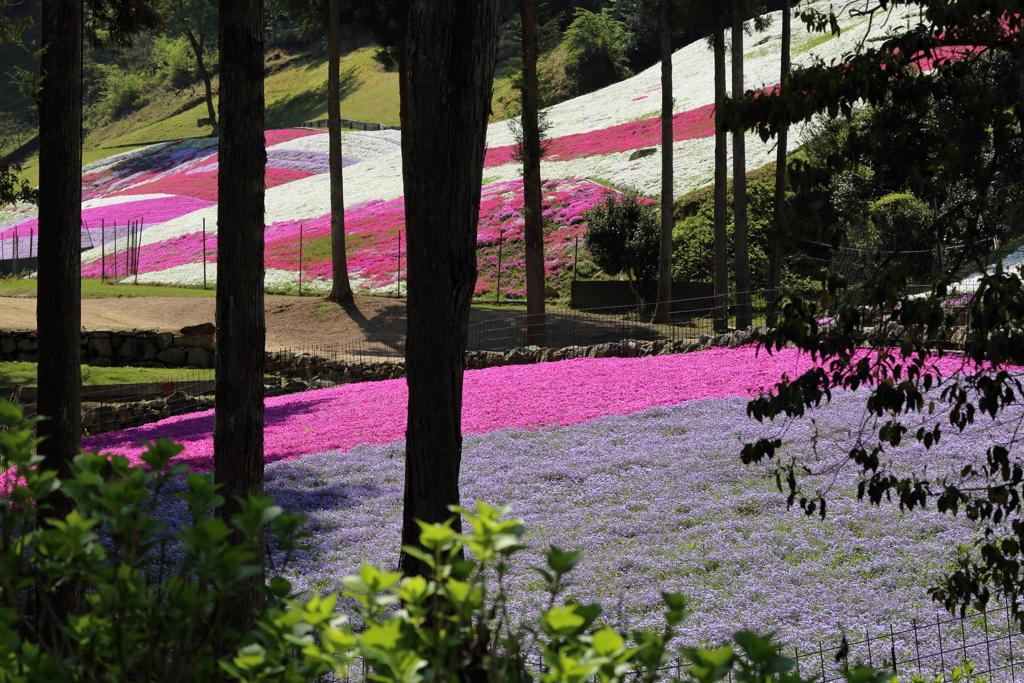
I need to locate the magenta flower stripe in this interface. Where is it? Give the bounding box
[1,195,214,241]
[81,347,1000,473]
[483,102,717,168]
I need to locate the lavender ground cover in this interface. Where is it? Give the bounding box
[230,387,1024,678]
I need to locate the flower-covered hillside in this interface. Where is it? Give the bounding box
[0,1,978,293]
[78,347,1021,675]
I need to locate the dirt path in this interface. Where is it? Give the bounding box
[0,294,527,354]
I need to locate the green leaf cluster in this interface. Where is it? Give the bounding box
[725,0,1024,627]
[0,400,899,683]
[584,193,661,308]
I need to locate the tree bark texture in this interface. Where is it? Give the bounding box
[399,0,502,578]
[185,29,218,133]
[215,0,266,628]
[768,0,790,328]
[36,0,83,645]
[522,0,545,345]
[732,7,751,330]
[327,0,354,304]
[713,22,728,332]
[653,0,673,324]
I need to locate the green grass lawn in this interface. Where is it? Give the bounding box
[0,361,209,387]
[0,278,219,299]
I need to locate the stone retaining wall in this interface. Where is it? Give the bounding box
[0,323,217,369]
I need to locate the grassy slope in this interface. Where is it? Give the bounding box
[0,278,218,299]
[15,46,407,187]
[0,361,207,387]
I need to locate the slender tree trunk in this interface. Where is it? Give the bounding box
[326,0,354,304]
[713,21,728,332]
[214,0,265,631]
[653,0,674,324]
[399,0,502,578]
[732,6,751,330]
[185,29,218,134]
[768,0,790,328]
[36,0,82,650]
[522,0,545,345]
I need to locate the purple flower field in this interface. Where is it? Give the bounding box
[188,387,1017,676]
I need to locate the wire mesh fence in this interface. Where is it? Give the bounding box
[466,290,782,352]
[317,603,1024,683]
[4,369,216,436]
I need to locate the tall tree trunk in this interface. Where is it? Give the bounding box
[185,29,218,134]
[399,0,502,578]
[732,6,751,330]
[653,0,673,324]
[767,0,790,328]
[214,0,265,631]
[522,0,545,345]
[713,20,728,332]
[35,0,83,650]
[326,0,354,304]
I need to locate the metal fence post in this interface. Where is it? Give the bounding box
[101,219,105,281]
[299,222,304,295]
[1008,602,1016,681]
[202,218,207,289]
[983,608,993,673]
[890,623,897,678]
[495,226,503,303]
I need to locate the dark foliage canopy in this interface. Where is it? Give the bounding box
[724,0,1024,624]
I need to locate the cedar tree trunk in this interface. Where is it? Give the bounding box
[214,0,266,629]
[732,6,751,329]
[768,0,790,328]
[522,0,545,345]
[399,0,502,577]
[35,0,83,648]
[653,0,673,323]
[713,20,728,332]
[185,29,218,134]
[326,0,354,304]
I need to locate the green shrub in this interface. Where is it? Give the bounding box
[671,180,774,287]
[152,35,195,89]
[584,194,660,311]
[563,8,632,95]
[867,192,934,251]
[0,400,897,683]
[97,64,148,119]
[901,658,989,683]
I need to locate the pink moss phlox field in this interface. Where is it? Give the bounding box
[1,195,215,242]
[81,347,1001,473]
[257,178,613,290]
[483,102,718,168]
[109,167,313,203]
[81,230,217,277]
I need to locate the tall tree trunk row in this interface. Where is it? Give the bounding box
[522,0,546,345]
[327,0,354,305]
[215,0,266,631]
[399,0,503,578]
[653,0,674,324]
[185,29,218,133]
[732,6,751,330]
[768,0,791,328]
[36,0,84,648]
[713,19,728,332]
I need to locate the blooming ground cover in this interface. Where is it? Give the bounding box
[82,346,1023,678]
[1,2,981,291]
